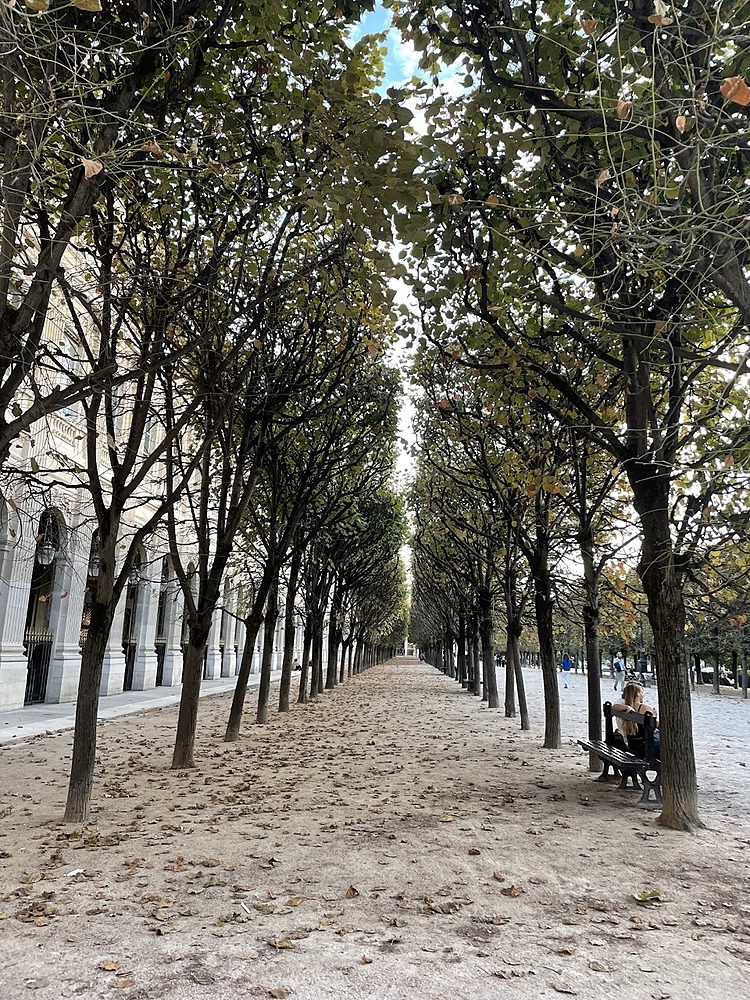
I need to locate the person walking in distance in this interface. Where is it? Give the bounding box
[561,652,572,688]
[613,651,626,691]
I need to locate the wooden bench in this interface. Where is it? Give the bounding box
[577,701,661,808]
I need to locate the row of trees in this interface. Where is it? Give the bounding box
[1,2,410,823]
[395,0,750,831]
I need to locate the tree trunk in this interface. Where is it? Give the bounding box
[325,589,340,690]
[580,529,603,771]
[503,569,521,718]
[278,556,301,713]
[297,617,313,704]
[224,573,274,740]
[256,580,279,724]
[631,467,701,831]
[457,613,467,686]
[63,572,117,822]
[531,563,560,749]
[504,639,516,717]
[510,631,530,730]
[478,585,499,708]
[310,611,324,698]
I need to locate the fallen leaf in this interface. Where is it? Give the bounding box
[468,848,481,856]
[110,981,134,990]
[500,885,525,897]
[266,938,295,950]
[345,885,359,899]
[360,955,373,964]
[269,989,291,999]
[552,982,579,995]
[98,962,121,972]
[632,889,661,906]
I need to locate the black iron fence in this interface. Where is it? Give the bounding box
[24,632,53,704]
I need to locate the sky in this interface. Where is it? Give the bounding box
[349,3,421,89]
[347,5,423,483]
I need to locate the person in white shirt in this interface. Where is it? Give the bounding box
[612,681,660,759]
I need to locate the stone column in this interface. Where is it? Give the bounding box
[131,558,159,691]
[45,527,89,704]
[203,610,222,679]
[234,618,246,676]
[220,589,236,678]
[253,625,263,675]
[0,508,34,710]
[159,581,184,687]
[100,588,128,696]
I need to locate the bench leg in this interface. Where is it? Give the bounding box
[596,759,621,782]
[617,769,642,792]
[637,766,662,807]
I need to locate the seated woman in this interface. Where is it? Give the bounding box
[611,681,660,759]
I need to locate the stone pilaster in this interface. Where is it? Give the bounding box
[45,528,89,704]
[203,610,222,679]
[159,582,184,687]
[0,510,34,710]
[100,588,127,696]
[131,560,159,691]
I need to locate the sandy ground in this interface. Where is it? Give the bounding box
[1,658,749,1000]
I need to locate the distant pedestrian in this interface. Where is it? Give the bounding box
[561,653,572,688]
[292,658,301,671]
[613,651,626,690]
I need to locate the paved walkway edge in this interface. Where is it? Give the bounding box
[0,670,282,745]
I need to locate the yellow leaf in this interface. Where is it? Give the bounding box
[676,114,686,133]
[72,0,103,9]
[581,18,598,35]
[25,0,50,11]
[140,138,164,158]
[485,193,500,207]
[81,157,103,180]
[99,961,121,971]
[720,76,750,106]
[594,168,611,188]
[616,99,632,119]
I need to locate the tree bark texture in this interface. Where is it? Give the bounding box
[278,558,300,713]
[256,582,279,725]
[478,585,499,708]
[63,581,116,822]
[531,566,561,749]
[631,465,701,830]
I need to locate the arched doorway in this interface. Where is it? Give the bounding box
[23,510,62,704]
[121,550,143,691]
